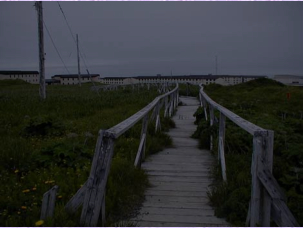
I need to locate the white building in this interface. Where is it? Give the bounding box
[0,71,39,84]
[51,74,100,85]
[100,75,266,86]
[274,75,303,86]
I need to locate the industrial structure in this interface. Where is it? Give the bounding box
[100,75,267,86]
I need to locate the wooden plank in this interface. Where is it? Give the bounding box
[148,175,211,184]
[218,112,227,181]
[137,207,215,216]
[144,195,209,204]
[40,185,59,220]
[145,189,208,197]
[132,213,229,225]
[271,199,299,227]
[65,181,87,213]
[145,160,214,166]
[260,130,273,226]
[80,136,114,226]
[155,102,161,132]
[134,221,228,227]
[147,183,210,192]
[134,133,146,168]
[250,135,262,226]
[142,201,214,210]
[142,164,211,172]
[141,115,149,161]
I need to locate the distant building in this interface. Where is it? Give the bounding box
[51,74,100,85]
[0,71,39,84]
[100,74,267,86]
[45,79,60,85]
[100,77,139,85]
[273,75,303,86]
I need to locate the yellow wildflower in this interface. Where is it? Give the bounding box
[32,187,37,191]
[35,220,44,226]
[14,170,19,173]
[22,189,30,193]
[21,206,27,210]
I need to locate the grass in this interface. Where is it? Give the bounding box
[0,79,174,226]
[192,78,303,226]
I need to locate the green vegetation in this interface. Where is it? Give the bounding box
[0,80,174,226]
[193,78,303,226]
[178,83,199,97]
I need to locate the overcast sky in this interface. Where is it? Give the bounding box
[0,1,302,78]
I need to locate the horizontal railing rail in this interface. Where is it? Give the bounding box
[199,85,299,227]
[62,83,179,226]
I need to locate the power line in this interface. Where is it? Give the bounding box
[43,20,71,74]
[57,2,90,72]
[57,2,76,43]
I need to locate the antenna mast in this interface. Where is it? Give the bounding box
[35,1,46,99]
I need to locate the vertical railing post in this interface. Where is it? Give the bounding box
[202,95,208,121]
[176,87,179,105]
[80,131,114,226]
[218,112,227,181]
[209,105,214,150]
[261,130,274,226]
[169,94,173,117]
[250,133,263,226]
[199,92,203,107]
[155,102,161,132]
[249,131,274,227]
[142,115,149,160]
[164,96,168,117]
[40,185,59,220]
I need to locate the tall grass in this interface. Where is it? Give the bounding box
[193,78,303,226]
[0,80,173,226]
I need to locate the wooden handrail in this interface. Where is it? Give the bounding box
[64,83,179,226]
[199,85,299,227]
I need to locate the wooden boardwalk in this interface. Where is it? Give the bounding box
[131,96,229,227]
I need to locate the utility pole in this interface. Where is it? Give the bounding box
[77,34,81,86]
[215,55,218,75]
[35,1,46,99]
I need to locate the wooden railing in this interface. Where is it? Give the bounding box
[199,85,299,227]
[61,83,179,226]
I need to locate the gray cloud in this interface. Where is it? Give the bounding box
[0,2,302,78]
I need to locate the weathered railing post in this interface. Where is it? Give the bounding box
[174,91,178,109]
[218,112,227,181]
[80,130,114,226]
[155,102,161,132]
[250,130,274,227]
[40,185,59,220]
[169,94,174,117]
[164,96,168,117]
[134,115,149,167]
[209,105,214,150]
[202,96,208,121]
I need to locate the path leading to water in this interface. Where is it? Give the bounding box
[131,96,229,227]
